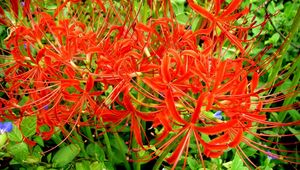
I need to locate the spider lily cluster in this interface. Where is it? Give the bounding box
[0,0,299,169]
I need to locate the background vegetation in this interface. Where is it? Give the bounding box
[0,0,299,169]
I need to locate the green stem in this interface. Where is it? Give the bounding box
[131,74,145,170]
[279,55,300,122]
[268,6,300,86]
[265,57,300,111]
[153,139,179,170]
[70,127,89,158]
[82,115,94,142]
[267,6,300,121]
[112,130,131,170]
[101,125,113,164]
[132,137,141,170]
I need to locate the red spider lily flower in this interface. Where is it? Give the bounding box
[146,51,299,169]
[9,0,19,18]
[187,0,253,53]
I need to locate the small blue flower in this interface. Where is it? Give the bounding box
[213,110,223,120]
[267,151,278,160]
[0,122,13,134]
[44,105,49,110]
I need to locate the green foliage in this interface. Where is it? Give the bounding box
[0,0,299,170]
[20,116,37,137]
[86,143,105,161]
[7,142,29,162]
[231,153,247,170]
[52,144,81,168]
[7,125,23,142]
[0,134,8,147]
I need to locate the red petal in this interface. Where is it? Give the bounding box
[213,60,227,92]
[165,90,186,124]
[161,54,171,83]
[131,115,145,148]
[10,0,19,18]
[135,23,154,33]
[166,130,191,165]
[233,77,247,94]
[191,92,207,123]
[54,0,69,18]
[214,0,221,14]
[85,74,94,92]
[204,150,223,158]
[216,22,245,53]
[220,0,243,17]
[23,0,31,17]
[251,72,259,93]
[228,129,243,147]
[94,0,106,12]
[60,79,80,89]
[36,48,46,63]
[187,0,215,21]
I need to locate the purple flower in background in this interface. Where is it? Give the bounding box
[213,110,223,120]
[0,122,13,134]
[20,1,25,7]
[267,151,278,160]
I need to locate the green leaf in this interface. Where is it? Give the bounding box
[18,96,29,106]
[24,155,40,164]
[39,125,50,132]
[172,0,186,3]
[52,144,80,168]
[243,147,257,157]
[267,1,276,14]
[265,33,280,45]
[0,134,8,147]
[287,127,300,141]
[176,13,188,24]
[0,25,6,35]
[187,157,200,170]
[104,162,114,170]
[201,134,210,142]
[90,161,106,170]
[86,143,105,161]
[0,152,6,157]
[284,2,294,18]
[32,145,43,159]
[7,142,29,162]
[191,16,201,31]
[76,161,91,170]
[262,130,277,135]
[20,115,37,137]
[288,110,300,121]
[36,166,45,170]
[231,153,246,170]
[7,125,23,142]
[278,79,292,94]
[34,136,44,147]
[276,2,284,10]
[222,160,232,169]
[47,153,52,163]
